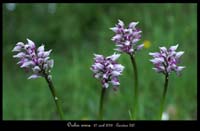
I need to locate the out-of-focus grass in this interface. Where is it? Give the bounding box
[3,3,197,120]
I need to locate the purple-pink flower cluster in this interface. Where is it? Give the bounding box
[12,39,54,79]
[90,53,124,89]
[110,19,143,55]
[149,44,185,75]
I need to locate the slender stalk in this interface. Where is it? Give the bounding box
[43,73,64,120]
[159,73,169,120]
[99,87,106,120]
[129,54,138,120]
[128,109,133,120]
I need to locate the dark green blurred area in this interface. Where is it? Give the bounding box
[3,3,197,120]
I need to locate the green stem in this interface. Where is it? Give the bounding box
[159,73,169,120]
[99,88,106,120]
[44,73,64,120]
[129,54,138,120]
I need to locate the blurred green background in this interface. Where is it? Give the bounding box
[3,3,197,120]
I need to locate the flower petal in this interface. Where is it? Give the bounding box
[13,52,26,58]
[152,68,163,73]
[48,59,54,68]
[124,41,130,46]
[111,81,120,86]
[103,82,109,88]
[114,64,124,72]
[37,52,44,57]
[159,46,167,52]
[37,58,44,64]
[110,27,119,33]
[37,45,45,52]
[94,73,102,79]
[27,38,35,49]
[107,53,120,61]
[16,42,24,47]
[118,19,124,27]
[44,57,50,62]
[176,51,184,58]
[94,63,104,70]
[103,73,109,79]
[32,66,41,73]
[169,44,179,51]
[20,61,34,68]
[150,58,164,64]
[43,50,52,57]
[12,45,22,52]
[176,66,185,72]
[111,71,121,76]
[94,54,104,61]
[132,38,140,44]
[28,74,41,79]
[137,44,144,51]
[43,64,48,70]
[149,52,161,57]
[111,34,121,41]
[128,21,138,29]
[48,75,52,80]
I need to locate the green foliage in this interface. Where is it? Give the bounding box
[3,3,197,120]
